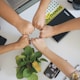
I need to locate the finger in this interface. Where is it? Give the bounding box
[29,27,35,34]
[39,34,42,38]
[32,17,36,25]
[39,26,44,31]
[32,19,34,25]
[39,32,42,38]
[32,22,35,28]
[39,35,43,38]
[29,39,31,44]
[23,34,29,38]
[31,38,36,43]
[39,24,45,30]
[33,21,37,28]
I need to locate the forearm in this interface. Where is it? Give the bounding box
[0,0,22,28]
[0,43,17,54]
[41,47,75,77]
[37,0,51,13]
[53,18,80,35]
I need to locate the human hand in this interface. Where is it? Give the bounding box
[31,38,47,52]
[15,35,29,49]
[32,11,45,30]
[40,25,55,38]
[17,19,35,35]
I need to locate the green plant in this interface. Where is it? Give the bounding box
[15,46,47,80]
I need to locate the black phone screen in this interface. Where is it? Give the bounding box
[0,36,7,45]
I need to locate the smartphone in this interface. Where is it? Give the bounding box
[0,36,7,45]
[44,62,60,79]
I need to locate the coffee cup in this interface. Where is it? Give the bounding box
[67,0,80,10]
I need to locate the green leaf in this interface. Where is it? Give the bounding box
[19,55,26,59]
[34,51,42,58]
[30,54,36,62]
[15,56,22,66]
[31,67,37,73]
[30,51,42,62]
[40,58,48,62]
[23,68,32,78]
[15,55,26,61]
[36,58,41,63]
[28,73,38,80]
[15,55,26,67]
[21,52,26,56]
[32,48,34,52]
[24,46,33,56]
[16,67,25,79]
[15,46,48,80]
[20,61,27,67]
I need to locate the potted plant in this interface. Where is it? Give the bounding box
[15,46,47,80]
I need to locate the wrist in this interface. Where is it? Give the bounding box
[52,25,61,36]
[15,18,29,34]
[5,42,19,51]
[38,0,50,13]
[11,42,20,50]
[40,47,48,54]
[36,8,46,17]
[14,17,24,29]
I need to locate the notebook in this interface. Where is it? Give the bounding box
[5,0,39,14]
[46,0,75,42]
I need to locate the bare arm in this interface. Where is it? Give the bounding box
[32,38,76,78]
[0,43,18,54]
[38,0,51,12]
[40,18,80,38]
[0,0,22,28]
[42,47,75,77]
[54,18,80,35]
[32,0,51,30]
[0,35,29,54]
[0,0,34,34]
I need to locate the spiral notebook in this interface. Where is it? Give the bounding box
[46,0,75,42]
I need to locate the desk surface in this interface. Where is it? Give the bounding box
[0,0,80,80]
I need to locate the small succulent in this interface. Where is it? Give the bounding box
[15,46,47,80]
